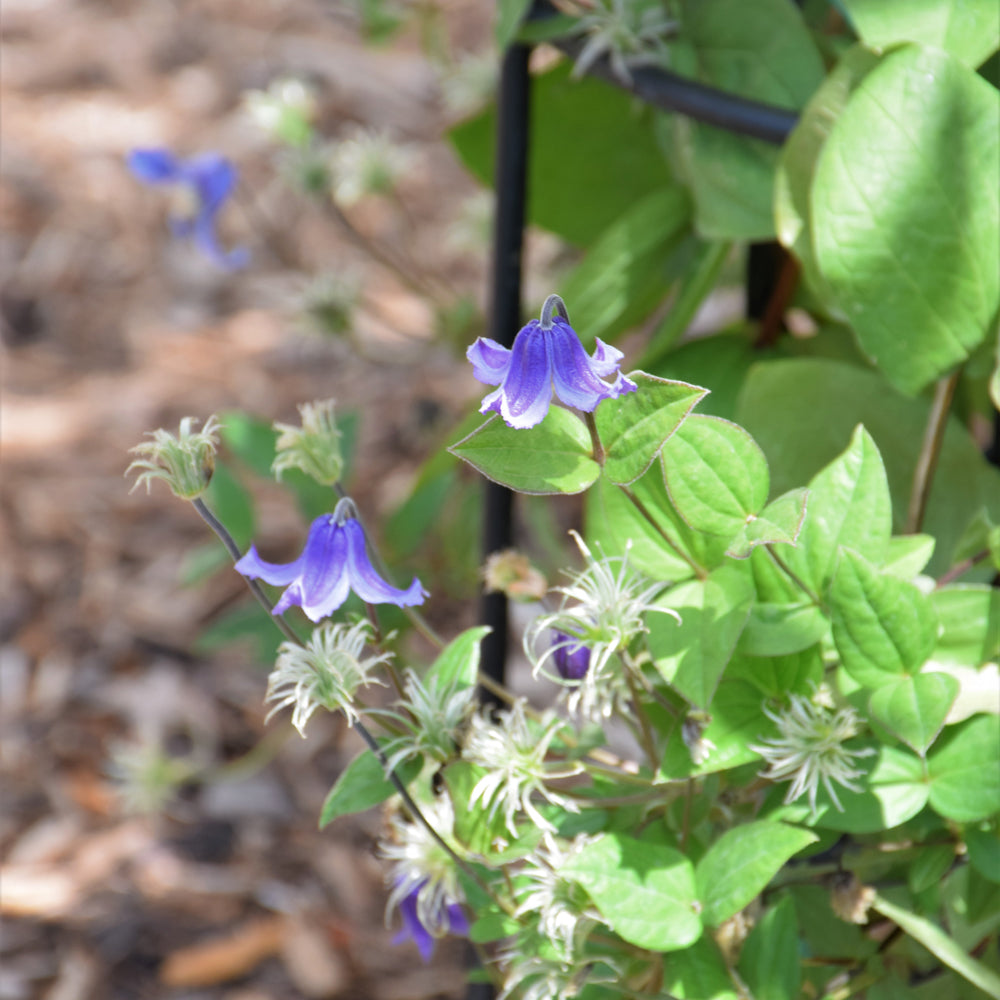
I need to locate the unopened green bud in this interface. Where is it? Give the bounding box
[272,399,344,486]
[127,415,221,500]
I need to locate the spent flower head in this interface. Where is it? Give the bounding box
[299,271,361,337]
[127,415,221,500]
[749,691,875,816]
[266,619,389,734]
[371,668,477,774]
[526,531,677,721]
[467,295,636,429]
[461,700,582,836]
[497,933,619,1000]
[236,496,426,621]
[329,126,415,207]
[244,77,317,148]
[381,796,467,960]
[515,837,601,961]
[572,0,678,82]
[107,735,198,815]
[272,399,344,486]
[127,149,248,269]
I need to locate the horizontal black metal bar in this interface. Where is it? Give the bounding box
[532,3,798,145]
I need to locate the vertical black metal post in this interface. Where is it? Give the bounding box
[477,41,532,710]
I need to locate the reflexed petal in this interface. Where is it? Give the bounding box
[127,148,181,184]
[185,153,238,213]
[342,519,426,607]
[192,215,250,271]
[235,544,305,587]
[549,318,635,412]
[589,337,625,377]
[497,321,553,429]
[467,337,511,386]
[394,887,436,961]
[446,902,469,936]
[295,516,352,620]
[547,318,618,410]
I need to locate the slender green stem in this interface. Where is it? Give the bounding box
[351,719,499,904]
[767,545,823,608]
[191,499,495,907]
[639,240,732,370]
[936,548,989,588]
[906,370,960,534]
[680,779,694,853]
[584,410,606,466]
[192,498,303,646]
[620,485,707,580]
[623,667,660,774]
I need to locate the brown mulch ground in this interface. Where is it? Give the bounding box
[1,3,506,997]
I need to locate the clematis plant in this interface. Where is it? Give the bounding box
[467,294,636,429]
[130,267,1000,998]
[127,148,249,269]
[235,496,426,621]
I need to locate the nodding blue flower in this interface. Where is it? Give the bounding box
[551,632,591,683]
[393,879,469,962]
[466,294,636,430]
[235,497,425,621]
[126,148,248,270]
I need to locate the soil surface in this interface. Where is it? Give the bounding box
[1,2,504,997]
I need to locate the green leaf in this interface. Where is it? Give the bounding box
[666,0,825,240]
[449,409,599,495]
[661,936,739,1000]
[596,373,707,486]
[830,548,938,689]
[872,892,1000,997]
[695,821,818,927]
[884,534,936,579]
[559,188,693,347]
[909,843,957,894]
[561,833,702,951]
[930,585,1000,667]
[737,603,828,658]
[319,750,420,827]
[811,44,1000,394]
[204,461,255,551]
[424,626,490,693]
[928,715,1000,822]
[727,648,824,699]
[450,61,669,245]
[220,410,277,478]
[964,824,1000,883]
[841,0,1000,68]
[736,359,1000,576]
[649,561,755,708]
[661,415,770,537]
[739,895,800,1000]
[775,45,881,304]
[869,673,959,756]
[781,425,892,595]
[586,465,699,581]
[727,487,809,559]
[495,0,532,49]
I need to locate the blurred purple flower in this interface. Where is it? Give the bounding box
[551,632,591,682]
[127,148,248,270]
[467,294,636,429]
[235,498,425,621]
[393,880,469,962]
